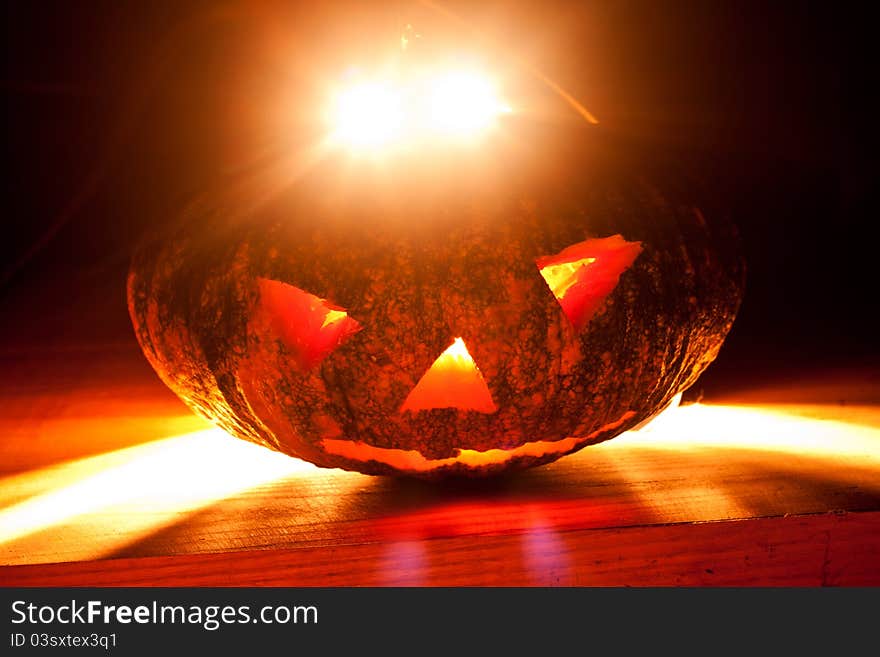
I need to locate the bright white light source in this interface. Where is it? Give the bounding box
[332,82,404,148]
[426,71,510,136]
[328,69,510,151]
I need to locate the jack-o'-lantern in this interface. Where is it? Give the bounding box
[127,28,744,478]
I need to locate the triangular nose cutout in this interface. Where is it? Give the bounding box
[401,338,497,413]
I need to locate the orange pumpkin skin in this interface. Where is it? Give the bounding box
[127,127,745,478]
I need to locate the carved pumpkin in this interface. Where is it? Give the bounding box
[128,68,744,478]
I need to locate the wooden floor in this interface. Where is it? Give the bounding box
[0,343,878,586]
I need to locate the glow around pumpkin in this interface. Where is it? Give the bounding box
[127,34,745,478]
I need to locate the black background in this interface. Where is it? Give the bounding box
[2,0,876,391]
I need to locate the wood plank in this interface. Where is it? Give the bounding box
[2,511,877,587]
[1,406,878,566]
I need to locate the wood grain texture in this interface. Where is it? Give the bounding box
[2,511,877,586]
[0,344,878,585]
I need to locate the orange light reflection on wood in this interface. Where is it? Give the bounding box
[0,429,317,564]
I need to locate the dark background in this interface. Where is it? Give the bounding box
[2,0,876,392]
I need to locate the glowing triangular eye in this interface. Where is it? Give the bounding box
[401,338,497,413]
[258,278,361,370]
[537,235,643,330]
